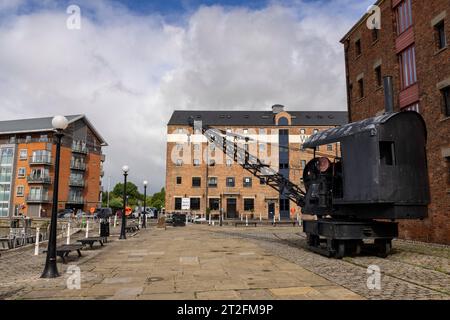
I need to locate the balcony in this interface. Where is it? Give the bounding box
[26,194,50,203]
[72,145,88,154]
[29,156,52,165]
[70,162,86,171]
[27,176,52,184]
[69,179,85,188]
[67,197,84,205]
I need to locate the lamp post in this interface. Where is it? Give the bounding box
[119,165,129,240]
[142,180,148,229]
[41,115,68,279]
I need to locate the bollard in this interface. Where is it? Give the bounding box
[85,219,89,238]
[212,221,215,226]
[240,214,243,221]
[139,216,141,227]
[209,214,212,226]
[34,227,40,256]
[145,214,148,227]
[99,219,101,236]
[66,222,71,245]
[246,215,248,227]
[296,213,299,225]
[259,212,262,222]
[278,214,281,222]
[273,215,275,225]
[114,214,117,228]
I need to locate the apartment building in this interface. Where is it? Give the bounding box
[165,106,347,220]
[341,0,450,243]
[0,115,107,218]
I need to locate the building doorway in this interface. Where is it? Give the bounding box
[226,198,237,219]
[268,202,275,220]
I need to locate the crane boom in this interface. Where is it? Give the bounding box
[190,119,306,207]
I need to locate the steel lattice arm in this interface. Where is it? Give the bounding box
[191,120,306,206]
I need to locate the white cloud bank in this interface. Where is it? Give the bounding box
[0,0,372,192]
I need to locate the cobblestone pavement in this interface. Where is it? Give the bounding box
[0,223,448,300]
[209,227,450,300]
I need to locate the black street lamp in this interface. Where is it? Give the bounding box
[142,180,148,229]
[41,115,69,279]
[119,165,129,240]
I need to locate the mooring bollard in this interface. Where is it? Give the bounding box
[273,215,275,225]
[240,214,243,221]
[296,213,299,225]
[259,212,262,222]
[34,227,40,256]
[209,214,212,226]
[85,219,89,238]
[66,222,71,245]
[114,214,117,228]
[246,215,248,227]
[278,214,281,222]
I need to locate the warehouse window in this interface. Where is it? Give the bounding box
[260,177,266,185]
[176,177,182,185]
[244,199,254,211]
[174,198,182,210]
[380,142,396,166]
[192,177,201,187]
[190,198,201,210]
[209,198,220,211]
[399,46,417,89]
[372,28,379,42]
[193,159,200,166]
[279,198,290,212]
[243,177,252,187]
[226,177,235,187]
[436,21,447,49]
[375,66,382,87]
[327,144,333,151]
[208,177,218,188]
[226,159,233,167]
[358,78,365,98]
[442,86,450,117]
[301,160,306,169]
[176,159,183,166]
[396,0,413,35]
[355,39,362,57]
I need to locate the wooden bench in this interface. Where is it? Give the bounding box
[235,221,258,227]
[272,221,299,227]
[77,237,106,249]
[44,244,83,264]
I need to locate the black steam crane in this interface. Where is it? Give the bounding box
[189,77,430,258]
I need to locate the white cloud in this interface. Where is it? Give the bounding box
[0,0,370,193]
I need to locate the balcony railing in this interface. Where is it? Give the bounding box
[67,197,84,205]
[26,194,50,203]
[29,156,52,165]
[69,179,85,188]
[70,162,86,171]
[27,176,52,184]
[72,145,88,154]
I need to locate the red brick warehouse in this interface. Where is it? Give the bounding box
[341,0,449,243]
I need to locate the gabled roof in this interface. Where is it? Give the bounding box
[168,110,348,127]
[0,115,108,146]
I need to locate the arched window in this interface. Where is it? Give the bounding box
[278,117,289,126]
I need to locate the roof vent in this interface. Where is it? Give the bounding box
[272,104,285,114]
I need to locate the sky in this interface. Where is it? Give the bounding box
[0,0,374,194]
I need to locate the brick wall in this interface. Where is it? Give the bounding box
[342,0,450,244]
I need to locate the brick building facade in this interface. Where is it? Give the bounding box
[0,115,107,218]
[341,0,450,243]
[165,106,347,220]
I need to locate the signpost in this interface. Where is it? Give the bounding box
[181,198,190,210]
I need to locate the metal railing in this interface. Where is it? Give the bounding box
[69,179,85,187]
[26,194,50,203]
[29,156,52,165]
[72,145,88,154]
[27,176,52,184]
[70,162,86,170]
[67,197,84,204]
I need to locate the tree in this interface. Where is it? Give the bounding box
[109,197,123,210]
[149,188,165,210]
[112,182,141,200]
